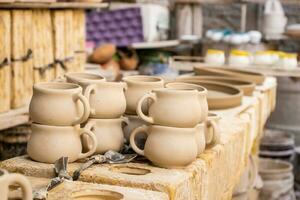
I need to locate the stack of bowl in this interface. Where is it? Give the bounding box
[259,129,295,162]
[28,81,97,163]
[259,158,295,200]
[65,72,128,155]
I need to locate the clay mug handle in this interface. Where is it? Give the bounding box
[136,93,156,124]
[84,84,97,116]
[72,93,91,125]
[78,126,97,159]
[207,120,220,146]
[130,125,149,156]
[6,173,33,200]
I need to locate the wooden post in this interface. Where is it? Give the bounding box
[0,11,11,113]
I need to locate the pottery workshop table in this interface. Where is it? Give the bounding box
[0,77,277,200]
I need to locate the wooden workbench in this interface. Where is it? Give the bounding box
[0,77,277,200]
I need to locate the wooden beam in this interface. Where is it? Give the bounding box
[0,2,108,9]
[0,106,29,131]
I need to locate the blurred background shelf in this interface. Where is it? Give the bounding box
[241,0,300,5]
[0,2,109,9]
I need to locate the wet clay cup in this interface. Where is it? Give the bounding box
[130,125,198,168]
[27,123,97,163]
[29,82,91,126]
[165,82,208,123]
[84,117,128,154]
[137,88,204,128]
[0,169,32,200]
[122,75,164,115]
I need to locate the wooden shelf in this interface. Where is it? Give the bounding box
[0,106,29,131]
[175,0,234,4]
[131,40,180,49]
[170,56,300,78]
[241,0,300,5]
[0,2,109,9]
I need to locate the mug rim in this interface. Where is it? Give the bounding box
[31,123,80,130]
[123,75,164,84]
[165,82,207,93]
[65,72,105,84]
[152,87,200,94]
[149,124,200,131]
[87,118,124,123]
[33,82,81,94]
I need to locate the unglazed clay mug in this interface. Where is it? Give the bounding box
[29,82,90,126]
[84,117,128,154]
[122,75,164,115]
[65,72,106,87]
[130,125,198,168]
[66,73,126,118]
[205,113,221,147]
[0,169,32,200]
[137,88,204,128]
[165,82,208,123]
[27,123,97,163]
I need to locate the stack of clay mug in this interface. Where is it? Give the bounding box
[122,75,165,147]
[130,82,220,168]
[65,72,128,154]
[28,82,97,163]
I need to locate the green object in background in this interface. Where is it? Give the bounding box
[137,49,172,64]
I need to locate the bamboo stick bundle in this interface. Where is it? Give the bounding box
[73,10,86,72]
[52,10,66,77]
[22,10,33,99]
[32,10,52,83]
[11,10,26,108]
[0,11,11,113]
[42,10,55,81]
[64,10,75,73]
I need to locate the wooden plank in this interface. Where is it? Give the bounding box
[0,11,11,113]
[175,0,233,4]
[52,10,66,77]
[11,10,27,109]
[242,0,300,4]
[0,2,108,9]
[0,106,29,131]
[23,10,34,100]
[131,40,180,49]
[64,9,75,73]
[73,10,85,72]
[43,9,55,80]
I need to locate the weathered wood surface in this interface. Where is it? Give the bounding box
[0,11,11,113]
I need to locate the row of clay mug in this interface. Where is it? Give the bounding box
[129,116,220,168]
[0,169,32,200]
[137,85,208,128]
[65,72,127,119]
[27,123,97,163]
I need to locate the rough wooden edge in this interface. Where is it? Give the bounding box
[0,2,108,9]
